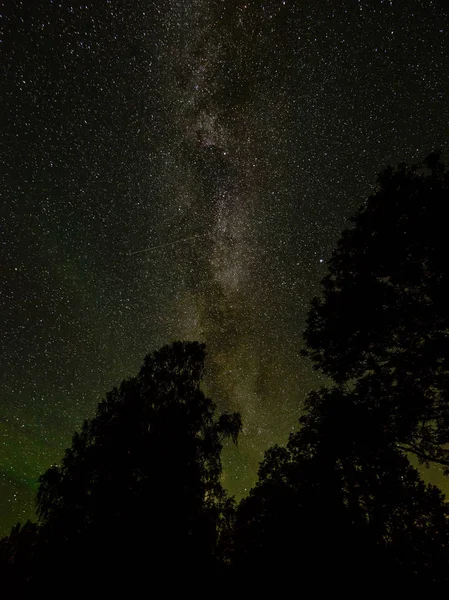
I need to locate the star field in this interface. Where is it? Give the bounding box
[1,0,449,536]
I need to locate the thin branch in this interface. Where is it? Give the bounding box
[397,443,449,467]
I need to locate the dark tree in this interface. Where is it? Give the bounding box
[303,153,449,467]
[0,521,39,596]
[3,341,241,595]
[230,156,449,591]
[231,386,449,591]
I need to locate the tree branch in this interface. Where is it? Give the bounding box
[397,443,449,467]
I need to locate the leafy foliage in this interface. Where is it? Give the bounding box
[230,155,449,590]
[303,153,449,467]
[232,387,449,589]
[2,342,241,594]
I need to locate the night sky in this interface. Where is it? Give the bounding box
[1,0,448,536]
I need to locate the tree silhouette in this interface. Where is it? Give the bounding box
[231,386,449,591]
[0,521,39,596]
[2,341,241,595]
[303,153,449,468]
[230,155,449,591]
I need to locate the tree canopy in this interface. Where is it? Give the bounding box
[230,154,449,591]
[2,341,241,595]
[303,153,449,467]
[231,386,449,591]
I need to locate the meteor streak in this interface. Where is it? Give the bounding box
[128,234,208,256]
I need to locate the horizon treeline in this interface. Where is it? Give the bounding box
[2,153,449,595]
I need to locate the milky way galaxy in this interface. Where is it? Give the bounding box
[2,0,449,535]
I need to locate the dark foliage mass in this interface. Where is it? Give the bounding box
[227,155,449,590]
[232,387,449,591]
[1,342,242,595]
[2,156,449,594]
[303,153,449,467]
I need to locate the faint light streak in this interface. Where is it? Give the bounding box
[128,233,208,256]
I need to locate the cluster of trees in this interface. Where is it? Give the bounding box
[2,153,449,594]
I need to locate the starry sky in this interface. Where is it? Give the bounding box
[1,0,448,536]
